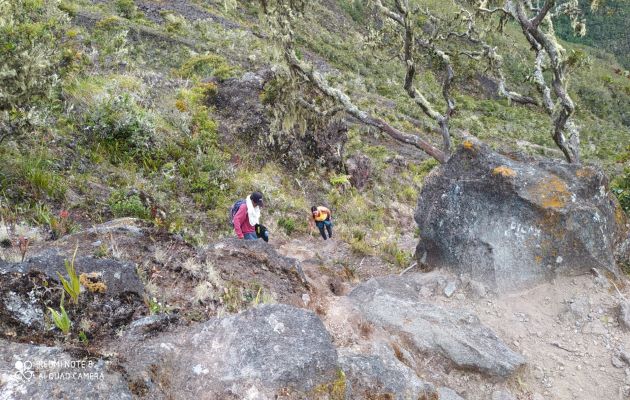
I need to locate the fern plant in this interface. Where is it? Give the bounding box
[57,246,81,304]
[48,295,72,335]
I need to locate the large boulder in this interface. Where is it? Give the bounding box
[0,250,144,342]
[201,239,309,307]
[348,274,525,378]
[415,140,625,292]
[0,340,132,400]
[119,304,340,399]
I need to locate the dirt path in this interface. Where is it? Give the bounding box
[278,236,630,399]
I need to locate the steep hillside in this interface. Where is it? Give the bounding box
[556,0,630,68]
[1,1,630,399]
[0,0,628,252]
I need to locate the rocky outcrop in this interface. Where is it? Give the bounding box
[346,153,372,190]
[210,70,347,169]
[0,340,132,400]
[338,344,437,399]
[202,239,309,306]
[415,140,625,292]
[0,250,144,342]
[619,301,630,331]
[348,274,525,377]
[119,304,340,399]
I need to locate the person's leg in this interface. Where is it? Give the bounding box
[244,232,258,240]
[325,220,332,238]
[316,221,327,240]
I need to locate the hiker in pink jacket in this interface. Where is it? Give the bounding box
[233,192,264,240]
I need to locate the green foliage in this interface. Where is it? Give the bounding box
[0,0,69,141]
[163,12,188,34]
[329,174,350,187]
[173,83,232,209]
[83,93,156,161]
[78,330,88,344]
[612,166,630,214]
[555,0,630,68]
[278,216,297,236]
[144,295,169,315]
[178,53,236,80]
[339,0,366,23]
[381,241,412,268]
[115,0,137,19]
[57,246,81,304]
[48,299,72,335]
[108,190,151,219]
[91,17,129,67]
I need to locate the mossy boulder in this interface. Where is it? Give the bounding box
[415,139,626,292]
[0,250,144,343]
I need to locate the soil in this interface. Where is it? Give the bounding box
[278,235,630,400]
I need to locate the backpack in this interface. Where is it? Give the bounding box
[229,199,245,227]
[255,224,269,242]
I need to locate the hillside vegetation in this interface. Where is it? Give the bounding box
[0,0,628,266]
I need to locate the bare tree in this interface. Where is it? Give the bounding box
[253,0,593,164]
[472,0,591,163]
[257,0,447,163]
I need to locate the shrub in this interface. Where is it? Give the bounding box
[0,0,69,143]
[278,217,297,236]
[83,94,156,160]
[108,190,150,219]
[115,0,137,19]
[178,54,236,80]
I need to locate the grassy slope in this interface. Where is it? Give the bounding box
[0,0,628,270]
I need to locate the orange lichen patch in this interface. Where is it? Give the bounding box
[576,167,595,178]
[462,140,474,150]
[492,166,517,177]
[535,255,542,264]
[79,272,108,293]
[526,175,571,209]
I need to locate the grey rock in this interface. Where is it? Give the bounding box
[0,339,132,400]
[0,250,144,341]
[620,350,630,365]
[125,313,178,339]
[346,153,372,190]
[613,354,626,368]
[444,281,457,297]
[438,387,466,400]
[202,239,310,305]
[349,274,525,377]
[210,70,347,170]
[414,140,624,292]
[469,280,487,298]
[120,304,339,399]
[619,301,630,331]
[339,344,436,400]
[492,390,516,400]
[531,393,546,400]
[560,295,591,324]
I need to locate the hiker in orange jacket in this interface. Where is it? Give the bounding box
[309,206,333,240]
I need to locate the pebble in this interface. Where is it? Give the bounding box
[612,355,626,369]
[444,281,457,297]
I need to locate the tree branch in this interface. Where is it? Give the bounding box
[285,50,446,163]
[530,0,555,28]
